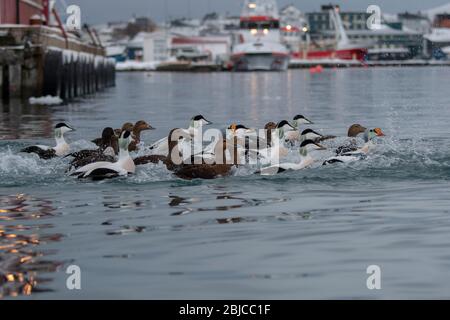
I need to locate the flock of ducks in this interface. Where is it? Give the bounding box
[19,115,385,181]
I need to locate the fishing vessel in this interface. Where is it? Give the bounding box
[290,5,368,62]
[231,0,290,71]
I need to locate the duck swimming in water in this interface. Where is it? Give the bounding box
[91,122,133,147]
[67,127,118,158]
[66,127,118,170]
[71,130,135,180]
[128,120,155,152]
[173,137,239,180]
[148,115,212,156]
[260,139,327,176]
[334,124,368,156]
[253,120,296,165]
[285,115,314,143]
[323,128,385,165]
[21,123,75,159]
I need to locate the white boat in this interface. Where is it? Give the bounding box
[231,0,290,71]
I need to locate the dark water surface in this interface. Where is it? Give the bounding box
[1,68,450,299]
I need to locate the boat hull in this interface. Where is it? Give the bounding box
[231,53,289,71]
[292,48,368,61]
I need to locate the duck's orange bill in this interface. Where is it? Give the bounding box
[374,128,385,136]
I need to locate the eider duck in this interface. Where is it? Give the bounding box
[70,130,135,180]
[128,120,155,152]
[334,124,368,155]
[21,123,75,159]
[260,139,327,176]
[292,115,313,127]
[285,115,314,143]
[253,120,295,165]
[323,128,385,165]
[148,115,212,156]
[173,137,239,180]
[66,127,118,163]
[91,122,133,147]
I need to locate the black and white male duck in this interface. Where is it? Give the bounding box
[21,123,75,159]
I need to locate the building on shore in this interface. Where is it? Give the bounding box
[304,5,424,60]
[0,0,115,101]
[143,31,171,62]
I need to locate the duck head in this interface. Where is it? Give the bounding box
[364,128,385,142]
[293,115,313,128]
[134,120,155,133]
[228,123,254,136]
[54,123,75,140]
[299,139,327,157]
[264,122,277,130]
[348,124,367,137]
[100,127,118,153]
[101,127,115,141]
[55,122,74,133]
[300,129,324,142]
[118,130,133,151]
[190,115,212,128]
[117,122,134,136]
[275,120,295,139]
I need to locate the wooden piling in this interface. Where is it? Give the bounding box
[0,25,115,102]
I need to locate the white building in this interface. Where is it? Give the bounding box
[143,31,171,62]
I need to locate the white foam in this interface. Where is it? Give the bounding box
[0,149,54,175]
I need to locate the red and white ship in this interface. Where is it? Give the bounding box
[286,6,367,62]
[231,0,290,71]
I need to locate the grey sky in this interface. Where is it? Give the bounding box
[68,0,450,24]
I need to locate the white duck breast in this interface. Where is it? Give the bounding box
[21,123,75,159]
[72,130,135,180]
[260,140,326,176]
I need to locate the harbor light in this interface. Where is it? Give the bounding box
[286,25,292,31]
[248,3,257,9]
[251,29,258,35]
[302,26,308,32]
[263,28,269,34]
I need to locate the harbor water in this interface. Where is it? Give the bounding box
[1,67,450,299]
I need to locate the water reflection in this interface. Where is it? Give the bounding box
[169,191,289,217]
[0,99,54,139]
[0,194,63,298]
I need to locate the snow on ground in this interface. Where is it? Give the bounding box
[115,60,161,71]
[29,96,63,105]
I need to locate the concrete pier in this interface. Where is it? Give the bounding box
[0,25,115,102]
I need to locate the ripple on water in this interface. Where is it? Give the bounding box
[0,194,64,298]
